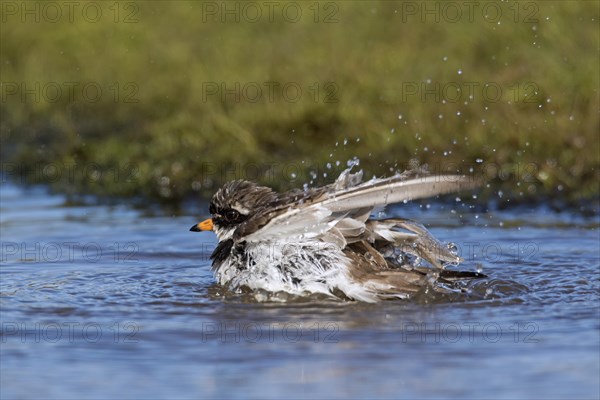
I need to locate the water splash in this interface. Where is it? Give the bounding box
[346,156,360,168]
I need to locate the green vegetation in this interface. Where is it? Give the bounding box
[1,1,598,207]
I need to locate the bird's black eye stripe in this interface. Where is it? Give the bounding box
[214,207,247,226]
[209,203,216,215]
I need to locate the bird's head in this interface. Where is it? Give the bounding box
[190,180,278,241]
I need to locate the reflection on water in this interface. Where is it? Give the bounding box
[1,183,599,399]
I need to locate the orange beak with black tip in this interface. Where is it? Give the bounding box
[190,218,213,232]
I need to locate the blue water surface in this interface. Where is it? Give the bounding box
[1,183,598,399]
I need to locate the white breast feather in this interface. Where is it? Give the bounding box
[214,238,392,302]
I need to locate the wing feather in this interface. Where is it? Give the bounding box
[241,174,479,243]
[321,175,478,212]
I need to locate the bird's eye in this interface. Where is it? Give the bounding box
[224,209,240,221]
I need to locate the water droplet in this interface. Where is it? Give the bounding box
[447,242,458,256]
[346,157,360,168]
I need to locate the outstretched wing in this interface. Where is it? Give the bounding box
[321,174,477,212]
[238,172,479,243]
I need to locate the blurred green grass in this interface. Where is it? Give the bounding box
[1,1,598,207]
